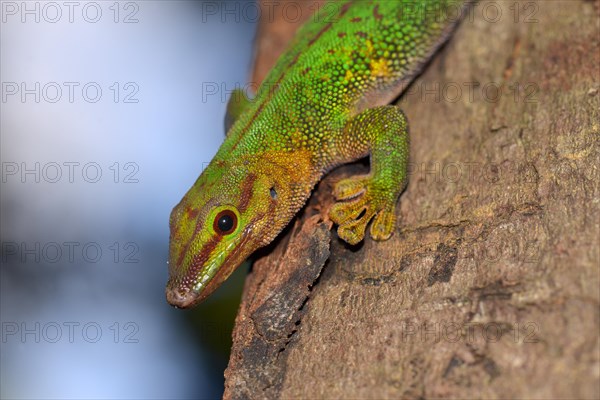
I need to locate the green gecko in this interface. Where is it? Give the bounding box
[167,0,471,308]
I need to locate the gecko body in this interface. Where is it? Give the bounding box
[167,0,470,308]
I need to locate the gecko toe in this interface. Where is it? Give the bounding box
[333,176,369,200]
[329,197,367,225]
[370,208,396,241]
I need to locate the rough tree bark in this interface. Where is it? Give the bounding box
[224,1,600,398]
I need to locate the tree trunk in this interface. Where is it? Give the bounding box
[224,1,600,398]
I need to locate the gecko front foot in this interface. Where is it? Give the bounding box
[326,105,410,245]
[329,175,397,245]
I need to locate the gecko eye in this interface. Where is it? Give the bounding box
[213,209,237,235]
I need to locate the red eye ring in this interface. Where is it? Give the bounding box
[213,209,237,236]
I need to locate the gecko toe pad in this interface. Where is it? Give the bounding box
[329,176,397,244]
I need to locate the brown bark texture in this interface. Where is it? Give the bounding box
[224,1,600,398]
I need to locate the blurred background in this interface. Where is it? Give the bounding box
[1,1,257,398]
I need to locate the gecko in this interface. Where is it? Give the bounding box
[167,0,471,308]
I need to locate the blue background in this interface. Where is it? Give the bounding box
[1,1,257,398]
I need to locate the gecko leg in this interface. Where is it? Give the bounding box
[329,105,409,245]
[224,88,252,134]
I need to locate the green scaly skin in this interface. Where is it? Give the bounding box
[167,0,470,308]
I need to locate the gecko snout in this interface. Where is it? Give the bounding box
[165,286,199,309]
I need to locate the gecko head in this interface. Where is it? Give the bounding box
[166,158,292,309]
